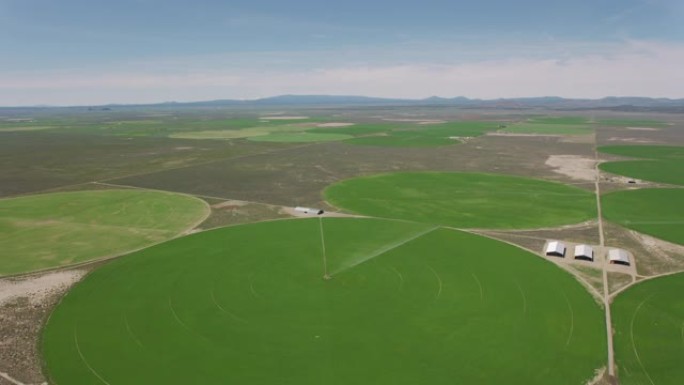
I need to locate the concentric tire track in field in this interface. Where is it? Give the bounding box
[43,218,606,385]
[630,297,656,385]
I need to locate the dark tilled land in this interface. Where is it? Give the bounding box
[111,134,597,207]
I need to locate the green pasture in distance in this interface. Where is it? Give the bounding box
[598,145,684,186]
[501,123,593,135]
[308,123,394,136]
[597,119,667,127]
[344,131,457,147]
[598,145,684,160]
[528,116,591,125]
[612,273,684,385]
[0,189,208,275]
[42,218,605,385]
[343,121,499,147]
[169,124,317,140]
[247,132,353,143]
[0,125,58,132]
[325,172,596,229]
[601,188,684,245]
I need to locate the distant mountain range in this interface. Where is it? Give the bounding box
[121,95,684,110]
[4,95,684,111]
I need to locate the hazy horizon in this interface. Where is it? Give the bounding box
[2,0,683,106]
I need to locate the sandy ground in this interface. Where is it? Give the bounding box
[626,127,659,131]
[0,270,87,385]
[417,120,447,125]
[545,155,597,182]
[486,132,561,137]
[316,123,354,128]
[606,137,655,143]
[259,116,309,121]
[280,207,360,218]
[541,240,637,284]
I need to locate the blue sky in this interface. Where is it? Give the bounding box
[1,0,683,105]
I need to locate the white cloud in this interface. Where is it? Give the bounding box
[1,40,683,105]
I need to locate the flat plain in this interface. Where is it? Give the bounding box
[0,107,682,385]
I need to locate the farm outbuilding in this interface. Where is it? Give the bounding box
[574,245,594,261]
[608,249,631,266]
[294,207,325,215]
[545,241,566,257]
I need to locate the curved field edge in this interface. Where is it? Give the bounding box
[598,145,684,186]
[324,172,597,229]
[612,272,684,385]
[0,189,210,276]
[601,188,684,246]
[42,217,605,385]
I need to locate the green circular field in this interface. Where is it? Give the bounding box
[248,132,352,142]
[0,189,209,275]
[324,172,596,229]
[598,145,684,186]
[602,188,684,245]
[612,273,684,385]
[43,218,605,384]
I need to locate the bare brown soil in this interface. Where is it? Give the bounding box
[0,269,89,384]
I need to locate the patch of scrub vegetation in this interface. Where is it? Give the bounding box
[612,273,684,385]
[344,131,457,147]
[501,123,593,135]
[599,145,684,186]
[344,121,499,147]
[601,188,684,246]
[0,189,208,275]
[248,132,352,143]
[325,172,596,229]
[43,218,605,385]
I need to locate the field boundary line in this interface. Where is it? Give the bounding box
[74,329,111,385]
[463,228,605,302]
[331,226,437,275]
[609,269,684,300]
[630,296,656,385]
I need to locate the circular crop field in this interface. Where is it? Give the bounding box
[324,172,596,229]
[612,273,684,385]
[0,189,209,275]
[602,188,684,245]
[43,218,605,385]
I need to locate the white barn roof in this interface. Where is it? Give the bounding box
[608,249,630,264]
[574,245,594,259]
[294,206,324,215]
[545,241,566,255]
